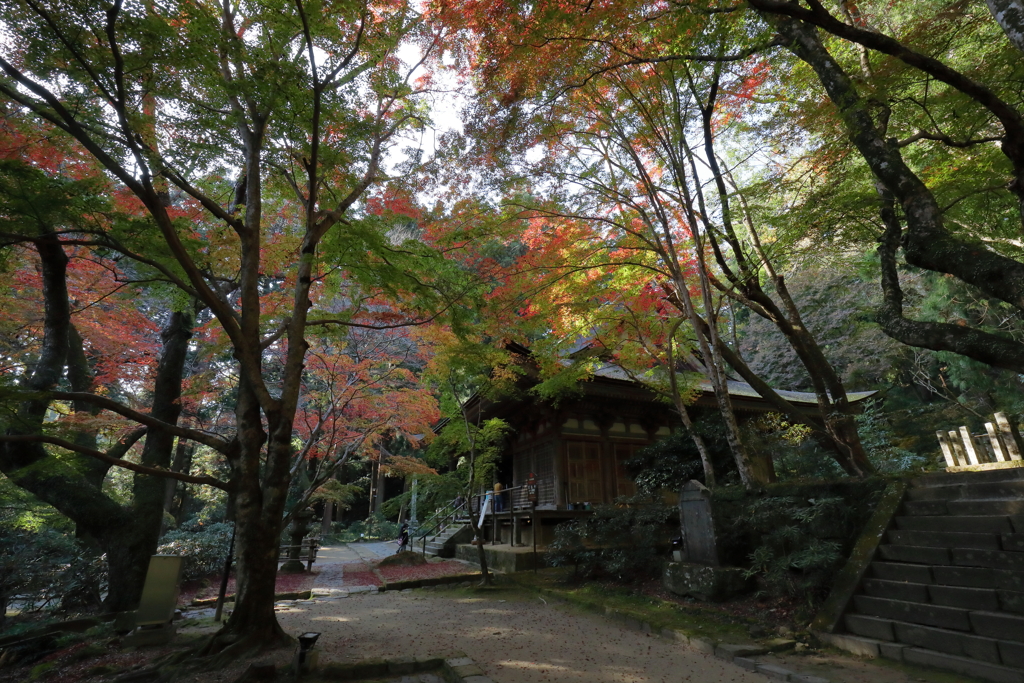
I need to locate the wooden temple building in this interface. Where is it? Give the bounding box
[458,343,875,556]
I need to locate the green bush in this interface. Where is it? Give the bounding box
[545,496,675,581]
[327,512,399,543]
[1,525,106,622]
[157,520,233,581]
[735,495,852,604]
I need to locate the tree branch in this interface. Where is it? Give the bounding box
[0,435,231,490]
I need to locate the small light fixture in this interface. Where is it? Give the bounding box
[298,632,321,651]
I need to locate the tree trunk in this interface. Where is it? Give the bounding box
[204,375,291,655]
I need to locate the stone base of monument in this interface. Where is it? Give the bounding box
[663,561,751,602]
[122,621,176,647]
[280,559,307,573]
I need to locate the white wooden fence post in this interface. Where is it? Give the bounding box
[985,422,1009,462]
[959,426,982,465]
[995,412,1023,461]
[937,430,959,467]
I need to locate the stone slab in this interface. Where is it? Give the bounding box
[714,643,766,660]
[756,663,793,680]
[878,642,907,661]
[733,657,759,671]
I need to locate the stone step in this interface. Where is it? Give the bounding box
[870,561,934,584]
[887,529,1001,550]
[895,514,1015,534]
[912,469,1024,490]
[862,578,929,603]
[932,565,1024,592]
[845,613,1009,664]
[951,500,1024,517]
[877,544,951,565]
[842,616,1024,680]
[853,595,972,631]
[954,548,1024,571]
[845,613,896,641]
[906,481,1024,502]
[862,574,1024,614]
[903,647,1024,683]
[972,610,1024,643]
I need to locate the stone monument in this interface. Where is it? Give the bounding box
[663,480,750,601]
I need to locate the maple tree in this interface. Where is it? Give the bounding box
[433,6,879,481]
[0,0,469,652]
[0,118,221,613]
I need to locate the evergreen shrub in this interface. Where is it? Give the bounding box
[157,520,233,581]
[545,496,675,581]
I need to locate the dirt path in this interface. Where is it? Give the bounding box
[274,588,768,683]
[178,547,979,683]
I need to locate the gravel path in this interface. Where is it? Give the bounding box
[182,545,960,683]
[272,589,769,683]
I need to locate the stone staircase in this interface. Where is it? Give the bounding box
[420,517,472,558]
[840,468,1024,682]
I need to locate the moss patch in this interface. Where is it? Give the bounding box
[510,569,754,644]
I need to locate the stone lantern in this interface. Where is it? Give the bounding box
[281,508,315,573]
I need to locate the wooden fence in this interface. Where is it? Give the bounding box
[937,411,1024,468]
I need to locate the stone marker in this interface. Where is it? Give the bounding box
[679,480,718,566]
[665,480,751,601]
[124,554,183,647]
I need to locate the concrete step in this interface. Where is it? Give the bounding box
[906,481,1024,502]
[887,529,1001,550]
[895,514,1015,534]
